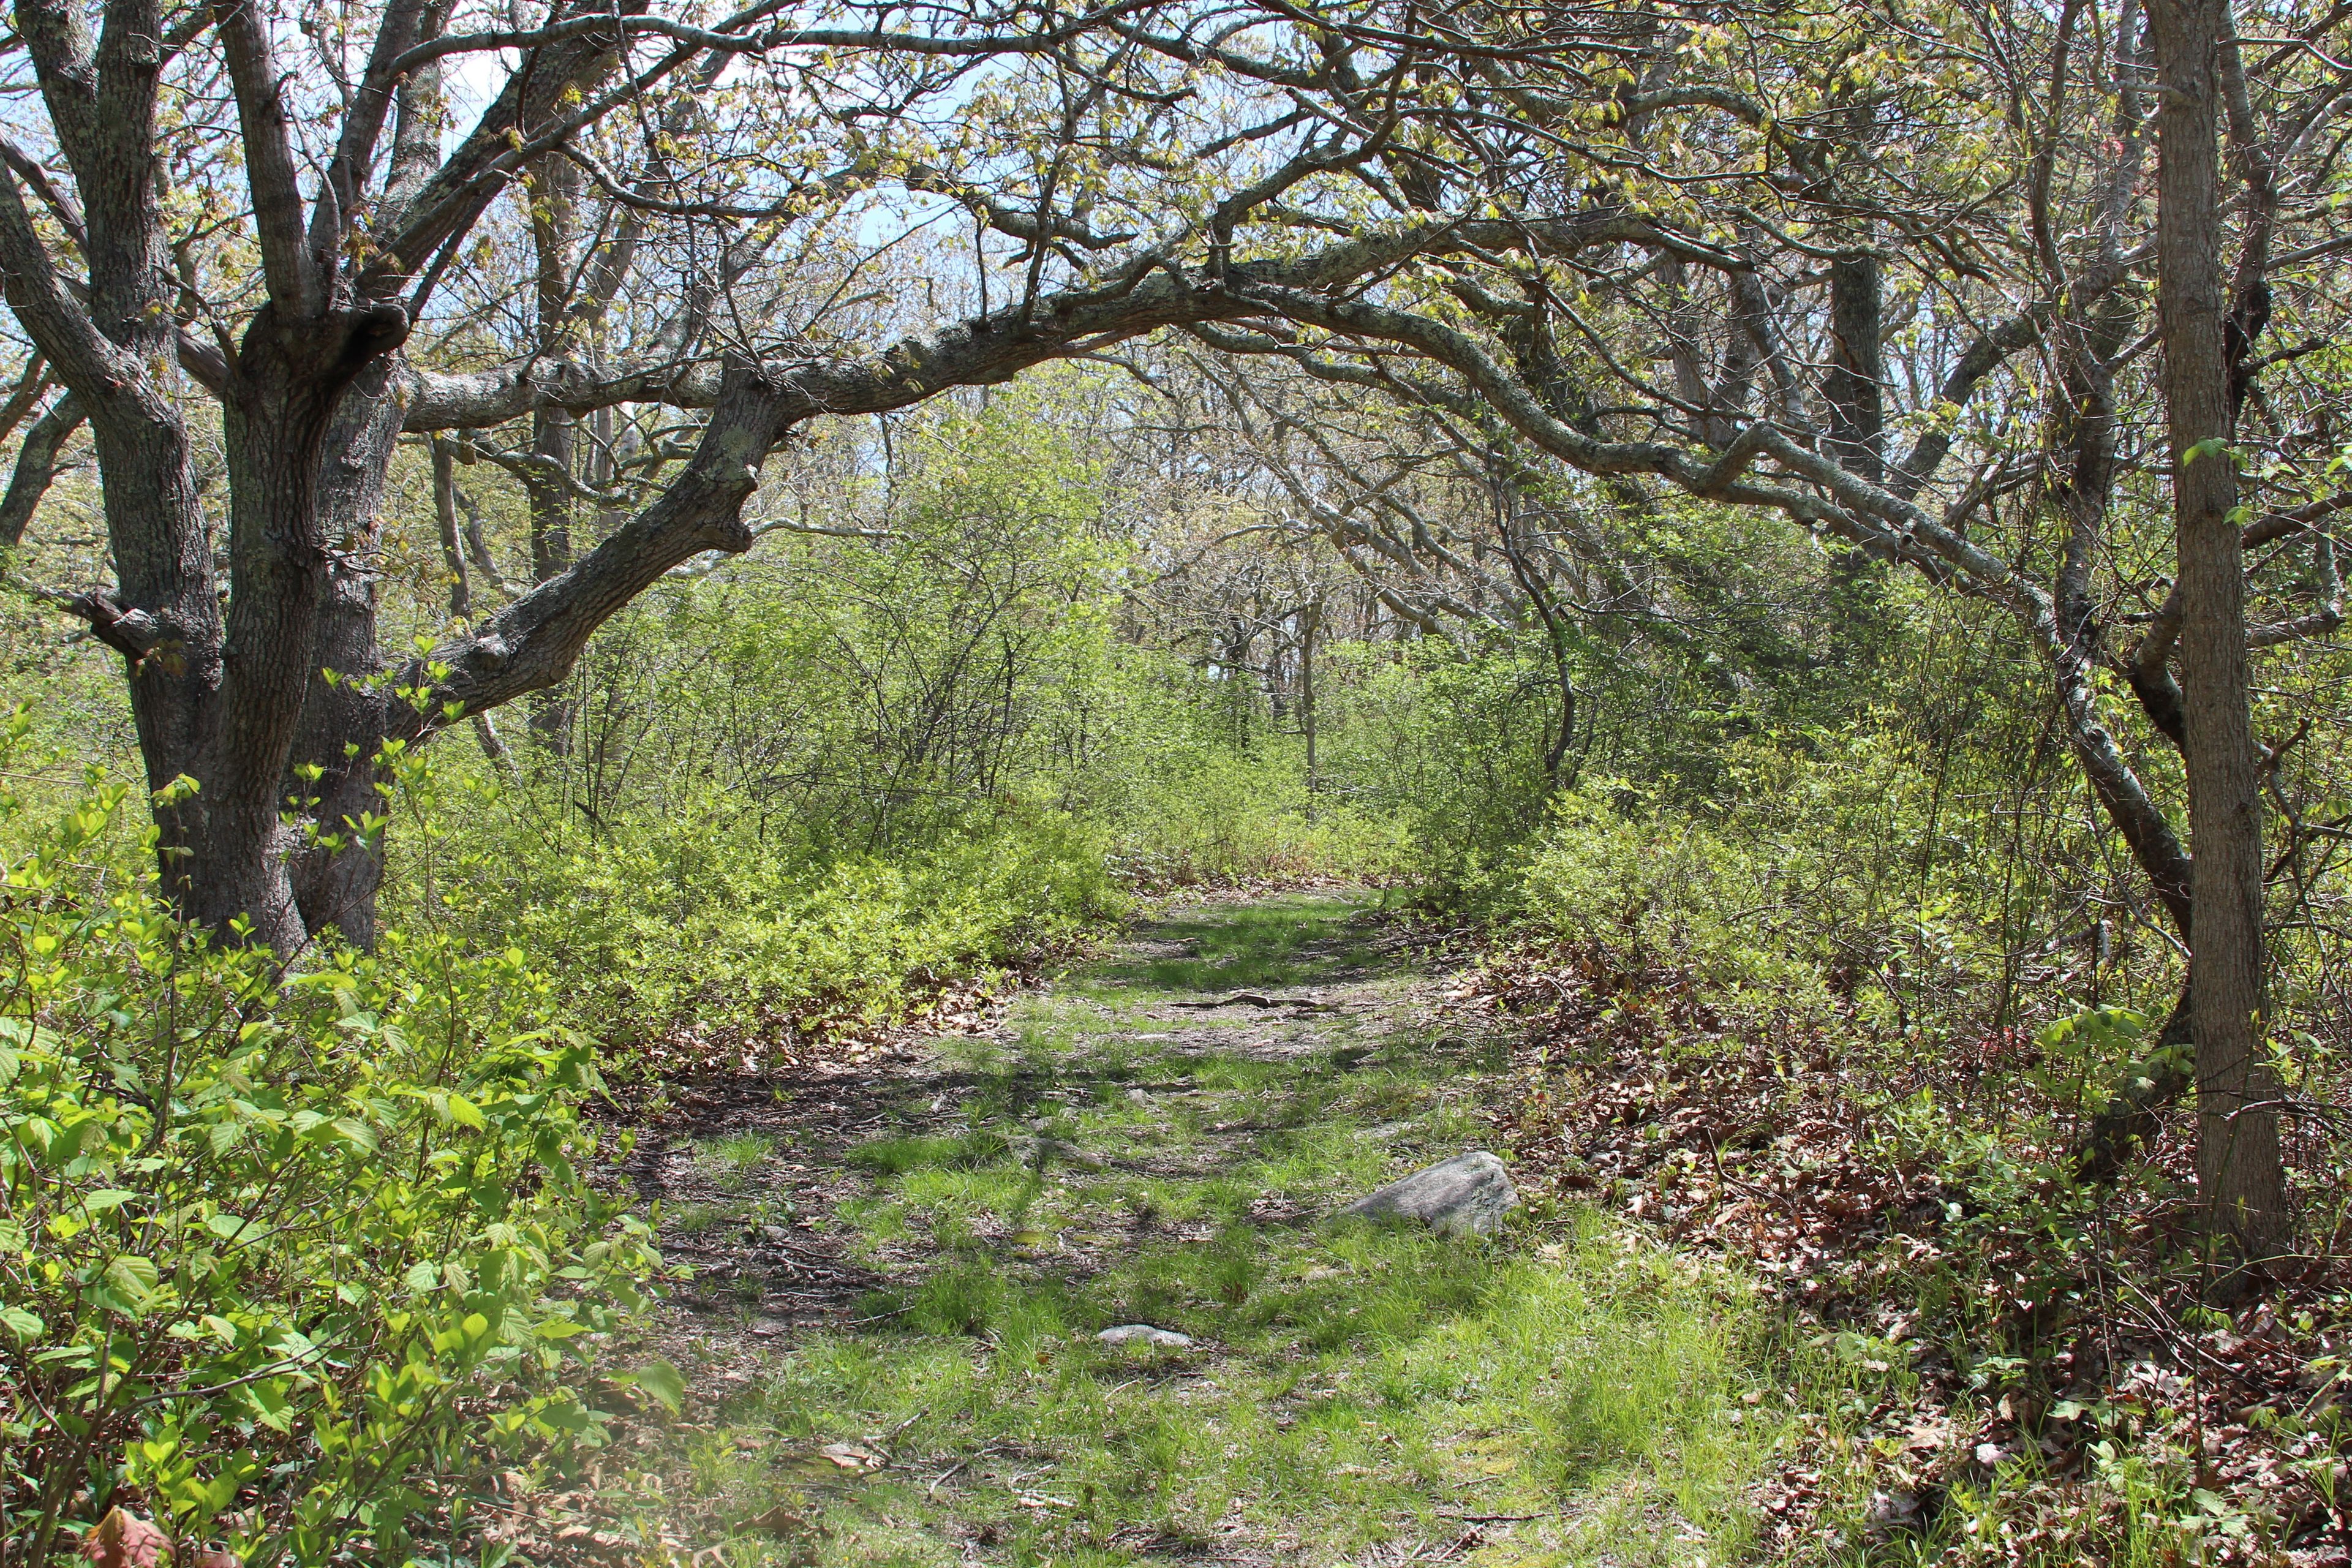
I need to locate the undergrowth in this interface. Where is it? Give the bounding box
[1476,930,2352,1565]
[0,720,671,1567]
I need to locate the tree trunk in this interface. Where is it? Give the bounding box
[284,364,404,947]
[1824,250,1885,481]
[525,154,582,752]
[1300,598,1318,814]
[192,317,378,950]
[85,395,227,923]
[2150,0,2288,1268]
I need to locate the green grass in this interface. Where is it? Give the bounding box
[667,1200,737,1238]
[703,1131,780,1193]
[652,894,1843,1567]
[1085,893,1380,993]
[845,1130,1013,1176]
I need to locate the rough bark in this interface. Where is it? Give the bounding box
[2150,0,2287,1267]
[195,306,409,949]
[1823,251,1885,481]
[284,366,405,947]
[0,391,83,549]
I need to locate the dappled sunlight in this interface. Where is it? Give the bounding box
[644,899,1805,1568]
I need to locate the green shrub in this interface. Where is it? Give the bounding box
[1509,724,2184,1039]
[1320,641,1562,897]
[1104,744,1409,888]
[405,781,1120,1069]
[1514,780,1838,1010]
[0,733,664,1566]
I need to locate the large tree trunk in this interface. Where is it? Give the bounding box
[85,395,226,919]
[194,314,391,950]
[2150,0,2288,1268]
[284,363,405,947]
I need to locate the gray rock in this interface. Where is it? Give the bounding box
[1336,1150,1517,1236]
[1011,1135,1106,1170]
[1095,1324,1193,1349]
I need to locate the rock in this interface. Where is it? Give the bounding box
[1012,1135,1106,1171]
[1095,1324,1193,1349]
[1336,1150,1517,1235]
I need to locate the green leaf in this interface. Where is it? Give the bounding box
[0,1306,43,1343]
[628,1359,685,1413]
[246,1378,293,1433]
[445,1094,487,1131]
[103,1254,161,1315]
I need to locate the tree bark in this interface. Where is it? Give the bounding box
[194,308,407,950]
[1823,251,1884,481]
[523,154,583,752]
[2150,0,2287,1268]
[0,391,82,549]
[284,364,406,947]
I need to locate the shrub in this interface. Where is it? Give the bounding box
[1510,727,2183,1039]
[1104,745,1409,889]
[0,725,664,1567]
[1513,780,1837,1011]
[405,780,1121,1071]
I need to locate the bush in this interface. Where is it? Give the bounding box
[404,777,1121,1071]
[1510,724,2184,1041]
[0,729,665,1567]
[1102,745,1408,889]
[1320,642,1562,898]
[1513,781,1836,1009]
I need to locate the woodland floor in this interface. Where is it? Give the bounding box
[598,894,1815,1568]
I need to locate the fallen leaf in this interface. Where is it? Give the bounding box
[83,1510,170,1568]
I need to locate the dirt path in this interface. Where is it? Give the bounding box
[630,894,1795,1568]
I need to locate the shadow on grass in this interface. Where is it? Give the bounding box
[1085,894,1406,995]
[652,894,1820,1568]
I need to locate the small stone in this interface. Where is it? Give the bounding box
[1096,1324,1193,1349]
[1336,1151,1517,1235]
[1864,1490,1921,1538]
[1012,1135,1105,1170]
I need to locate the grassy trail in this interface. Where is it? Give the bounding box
[647,894,1806,1567]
